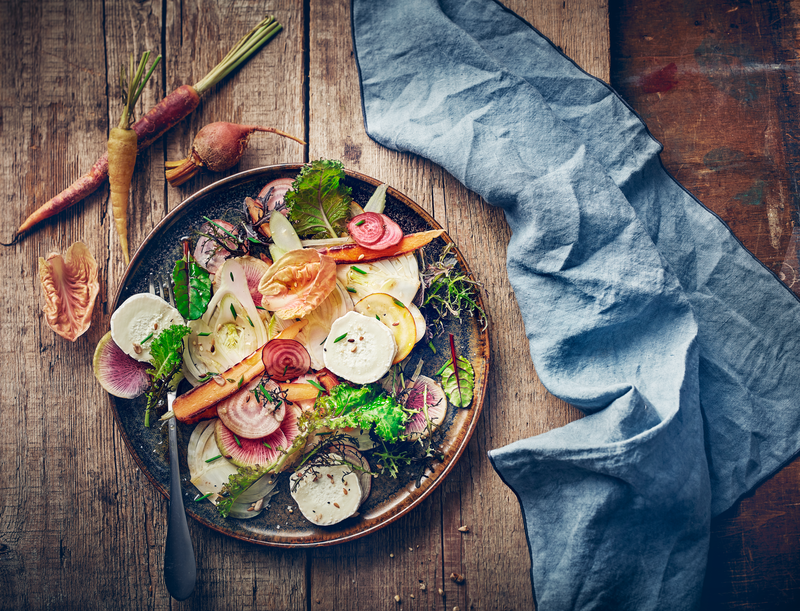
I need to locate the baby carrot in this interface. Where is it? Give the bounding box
[108,52,161,265]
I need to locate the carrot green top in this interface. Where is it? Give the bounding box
[118,51,162,130]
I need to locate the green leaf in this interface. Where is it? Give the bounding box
[316,384,408,443]
[172,258,212,320]
[146,324,191,380]
[285,159,352,239]
[439,356,474,408]
[144,324,191,426]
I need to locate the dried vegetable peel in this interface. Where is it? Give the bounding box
[38,241,100,341]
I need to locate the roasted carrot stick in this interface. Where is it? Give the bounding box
[10,16,283,243]
[108,52,161,265]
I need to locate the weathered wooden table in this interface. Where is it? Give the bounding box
[1,0,797,609]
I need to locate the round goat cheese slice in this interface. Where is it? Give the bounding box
[322,311,396,384]
[111,293,184,362]
[290,457,362,526]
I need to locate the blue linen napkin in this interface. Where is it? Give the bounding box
[351,0,800,609]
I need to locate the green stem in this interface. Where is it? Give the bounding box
[193,16,283,95]
[118,51,162,129]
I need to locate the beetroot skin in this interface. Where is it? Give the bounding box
[165,122,304,186]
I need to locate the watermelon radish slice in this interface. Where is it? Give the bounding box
[348,212,387,246]
[404,375,447,440]
[215,405,299,468]
[92,331,150,399]
[216,378,286,439]
[258,177,294,214]
[365,214,403,250]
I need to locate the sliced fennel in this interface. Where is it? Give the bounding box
[364,182,387,213]
[270,208,302,252]
[183,259,268,385]
[336,253,420,305]
[187,419,277,518]
[188,420,238,504]
[295,281,354,369]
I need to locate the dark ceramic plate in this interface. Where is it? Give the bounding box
[110,164,489,547]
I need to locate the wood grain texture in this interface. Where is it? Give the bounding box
[0,0,609,609]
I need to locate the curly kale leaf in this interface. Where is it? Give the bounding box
[285,159,352,239]
[316,383,408,443]
[144,323,191,426]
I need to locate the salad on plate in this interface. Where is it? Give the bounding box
[94,160,486,528]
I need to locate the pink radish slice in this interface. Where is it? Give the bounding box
[216,378,286,439]
[258,177,294,214]
[215,406,298,468]
[262,339,311,381]
[348,212,387,246]
[195,220,242,273]
[404,375,447,438]
[364,215,403,250]
[341,445,372,505]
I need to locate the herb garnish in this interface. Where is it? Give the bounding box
[307,379,326,392]
[421,243,486,337]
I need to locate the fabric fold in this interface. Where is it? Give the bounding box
[351,1,800,609]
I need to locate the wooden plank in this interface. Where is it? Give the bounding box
[610,0,800,609]
[0,1,307,609]
[307,1,608,610]
[163,0,306,215]
[0,1,115,609]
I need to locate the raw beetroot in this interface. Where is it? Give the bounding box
[348,212,386,246]
[262,339,311,381]
[165,122,305,186]
[347,212,404,250]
